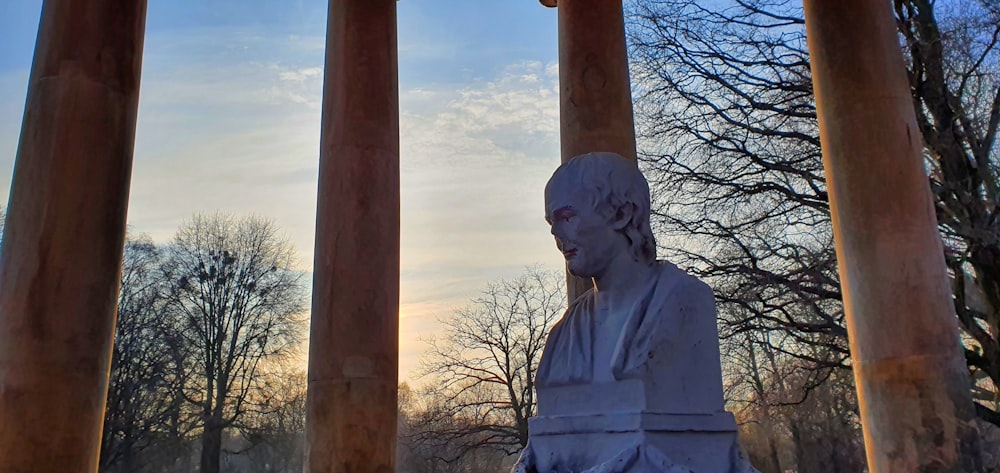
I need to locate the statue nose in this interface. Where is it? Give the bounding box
[551,223,569,241]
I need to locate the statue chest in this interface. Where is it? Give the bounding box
[591,305,629,383]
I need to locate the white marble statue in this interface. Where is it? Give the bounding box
[513,152,756,473]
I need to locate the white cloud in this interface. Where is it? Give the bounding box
[0,30,564,382]
[278,66,323,82]
[396,60,565,382]
[130,55,567,382]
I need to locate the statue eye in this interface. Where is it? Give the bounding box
[551,207,575,223]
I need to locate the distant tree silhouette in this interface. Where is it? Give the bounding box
[101,234,187,472]
[234,369,307,473]
[159,213,307,473]
[414,267,564,458]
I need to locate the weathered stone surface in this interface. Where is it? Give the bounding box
[0,1,147,472]
[304,1,400,473]
[514,153,754,473]
[804,1,984,470]
[978,420,1000,472]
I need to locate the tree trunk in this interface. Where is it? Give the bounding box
[200,417,223,473]
[790,419,809,473]
[120,450,136,473]
[746,340,781,473]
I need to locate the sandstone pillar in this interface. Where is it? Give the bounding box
[803,2,982,471]
[543,0,638,301]
[305,1,399,472]
[0,1,147,471]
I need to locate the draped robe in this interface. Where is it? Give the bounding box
[535,261,725,415]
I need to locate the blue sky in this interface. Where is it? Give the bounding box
[0,0,566,381]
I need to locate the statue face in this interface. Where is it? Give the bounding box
[545,183,627,279]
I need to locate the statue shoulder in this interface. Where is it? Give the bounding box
[655,261,715,306]
[537,287,596,387]
[548,288,595,336]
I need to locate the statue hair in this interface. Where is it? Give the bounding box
[546,152,657,265]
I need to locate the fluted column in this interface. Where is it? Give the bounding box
[306,1,400,472]
[803,1,983,471]
[0,1,147,471]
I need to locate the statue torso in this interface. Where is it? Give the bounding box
[535,261,726,413]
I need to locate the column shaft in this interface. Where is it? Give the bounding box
[554,0,638,301]
[803,1,982,471]
[306,1,400,472]
[0,1,147,471]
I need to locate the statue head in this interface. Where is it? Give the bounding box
[544,152,657,276]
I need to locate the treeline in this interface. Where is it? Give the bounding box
[101,213,308,473]
[105,225,556,473]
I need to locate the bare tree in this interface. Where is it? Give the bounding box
[398,385,512,473]
[101,234,185,473]
[415,267,565,458]
[160,213,307,473]
[234,369,308,473]
[780,367,866,473]
[895,0,1000,423]
[723,332,792,473]
[723,329,865,473]
[627,0,1000,422]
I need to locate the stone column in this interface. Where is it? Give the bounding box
[803,2,982,471]
[305,1,399,472]
[543,0,638,301]
[0,1,147,472]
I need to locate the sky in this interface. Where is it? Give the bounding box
[0,0,566,383]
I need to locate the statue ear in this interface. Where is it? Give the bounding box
[612,203,634,230]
